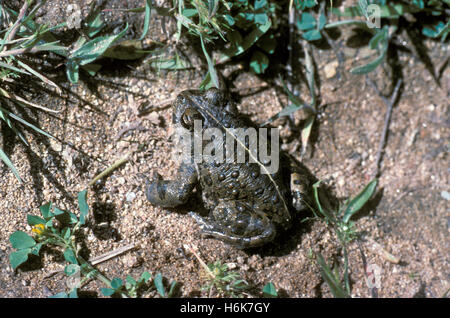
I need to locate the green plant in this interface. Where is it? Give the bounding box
[0,0,151,182]
[328,0,449,74]
[262,282,278,297]
[8,189,175,298]
[64,1,131,83]
[153,272,178,297]
[201,260,249,297]
[0,0,65,182]
[100,272,152,298]
[148,0,279,88]
[311,179,378,297]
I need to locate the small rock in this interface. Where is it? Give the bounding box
[126,191,136,202]
[324,60,339,78]
[441,191,450,201]
[122,254,138,268]
[147,112,161,126]
[226,262,237,270]
[50,139,62,152]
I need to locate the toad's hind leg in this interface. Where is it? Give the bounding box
[189,201,276,249]
[146,163,198,208]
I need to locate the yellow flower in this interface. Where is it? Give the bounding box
[31,223,45,235]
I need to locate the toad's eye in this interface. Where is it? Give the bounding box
[181,107,203,129]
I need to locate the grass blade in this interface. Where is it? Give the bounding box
[139,0,152,40]
[13,58,61,94]
[154,273,165,297]
[200,35,219,88]
[0,61,31,75]
[316,253,349,298]
[0,147,23,183]
[6,110,55,140]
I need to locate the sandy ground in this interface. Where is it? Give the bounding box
[0,1,448,298]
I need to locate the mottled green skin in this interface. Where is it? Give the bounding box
[146,88,311,248]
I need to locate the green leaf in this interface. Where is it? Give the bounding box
[67,211,79,224]
[154,273,165,297]
[182,8,198,18]
[63,249,78,265]
[26,214,46,226]
[342,179,378,223]
[254,13,268,25]
[262,282,277,297]
[150,54,191,70]
[9,249,31,269]
[200,35,219,88]
[40,202,53,219]
[324,19,369,29]
[9,231,36,250]
[62,227,71,240]
[0,61,31,75]
[101,288,116,296]
[7,111,55,140]
[139,271,152,283]
[318,13,327,30]
[295,0,317,10]
[255,0,267,10]
[30,243,43,256]
[53,207,78,226]
[369,28,387,50]
[278,104,303,117]
[249,51,269,74]
[77,190,89,225]
[64,264,80,276]
[219,19,271,62]
[126,274,137,287]
[350,51,386,74]
[167,281,177,297]
[350,27,389,75]
[199,71,214,90]
[422,21,446,38]
[139,0,152,40]
[281,77,305,106]
[84,4,104,38]
[111,277,123,290]
[70,24,129,66]
[66,59,79,84]
[224,14,235,26]
[303,29,322,41]
[208,0,219,17]
[297,12,316,31]
[0,148,22,183]
[312,180,336,221]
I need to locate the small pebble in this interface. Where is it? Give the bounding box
[126,191,136,202]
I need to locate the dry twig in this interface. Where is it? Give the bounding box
[366,77,403,178]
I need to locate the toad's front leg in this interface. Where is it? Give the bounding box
[146,163,198,208]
